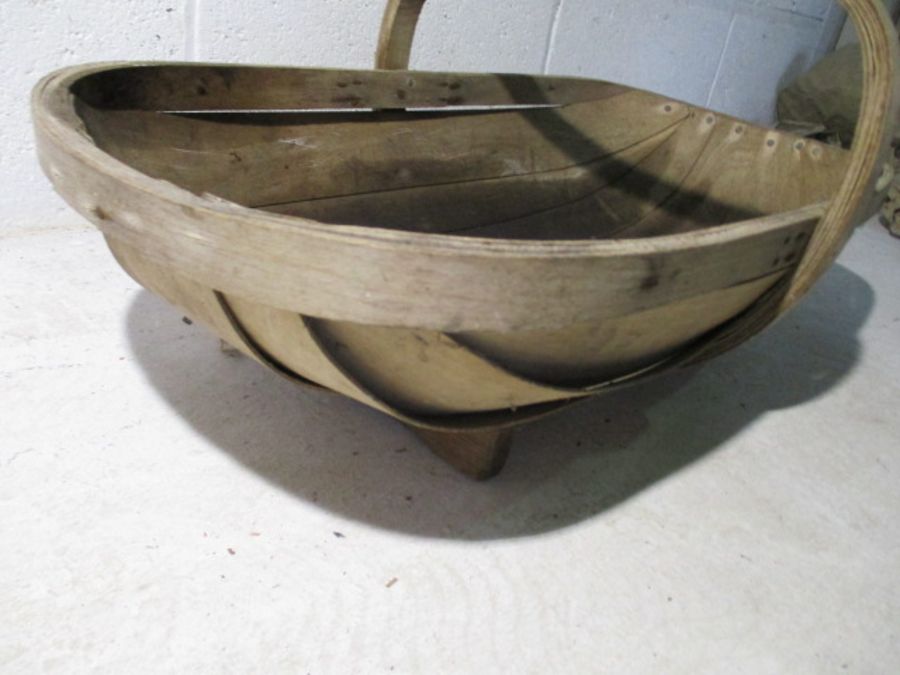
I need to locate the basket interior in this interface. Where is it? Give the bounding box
[72,66,848,240]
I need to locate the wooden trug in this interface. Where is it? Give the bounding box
[31,0,900,477]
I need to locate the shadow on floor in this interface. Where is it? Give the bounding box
[126,264,873,540]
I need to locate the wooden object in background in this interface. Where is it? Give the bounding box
[32,0,900,478]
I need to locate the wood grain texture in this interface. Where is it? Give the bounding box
[375,0,426,70]
[32,83,834,333]
[679,0,900,364]
[31,0,898,476]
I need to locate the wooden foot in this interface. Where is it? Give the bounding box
[219,338,242,357]
[410,426,513,480]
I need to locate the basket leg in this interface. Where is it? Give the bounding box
[410,426,513,480]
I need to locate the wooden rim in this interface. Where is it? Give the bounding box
[33,62,806,260]
[32,62,829,332]
[677,0,900,361]
[781,0,900,308]
[31,0,897,334]
[375,0,900,321]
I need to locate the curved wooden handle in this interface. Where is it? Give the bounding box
[375,0,900,361]
[375,0,426,70]
[689,0,900,362]
[781,0,899,308]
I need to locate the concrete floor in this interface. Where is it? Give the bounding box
[1,218,898,673]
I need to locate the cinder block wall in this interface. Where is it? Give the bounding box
[3,0,847,229]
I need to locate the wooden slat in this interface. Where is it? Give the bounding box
[34,64,835,332]
[623,112,847,237]
[77,91,685,216]
[220,291,579,428]
[457,109,718,239]
[70,63,627,112]
[454,272,784,384]
[106,236,254,359]
[305,318,578,415]
[261,124,681,234]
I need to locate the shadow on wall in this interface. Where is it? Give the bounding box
[126,264,873,541]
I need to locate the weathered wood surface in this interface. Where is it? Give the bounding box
[31,0,899,477]
[33,66,840,333]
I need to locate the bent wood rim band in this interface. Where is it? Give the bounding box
[375,0,900,360]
